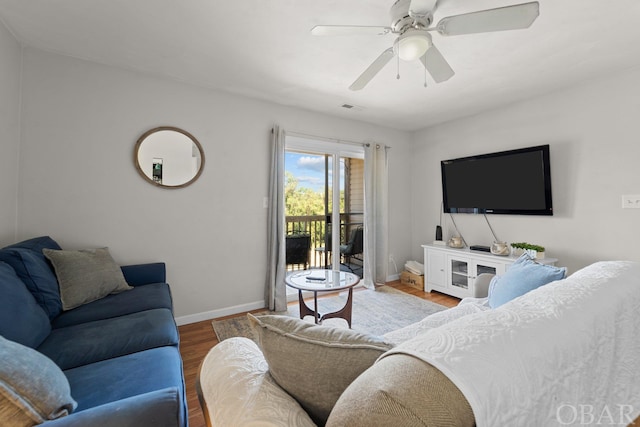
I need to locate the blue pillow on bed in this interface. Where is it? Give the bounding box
[488,254,567,308]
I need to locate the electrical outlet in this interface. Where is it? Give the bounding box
[622,195,640,209]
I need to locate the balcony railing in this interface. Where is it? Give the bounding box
[285,213,363,270]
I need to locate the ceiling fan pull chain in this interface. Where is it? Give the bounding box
[396,53,400,80]
[424,66,427,88]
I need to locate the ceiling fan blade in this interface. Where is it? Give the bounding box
[436,1,539,36]
[408,0,438,18]
[311,25,391,36]
[420,44,454,83]
[349,48,395,91]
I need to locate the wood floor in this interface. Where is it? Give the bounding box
[177,282,640,427]
[177,280,458,427]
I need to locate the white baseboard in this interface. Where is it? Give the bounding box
[175,300,266,326]
[176,278,402,326]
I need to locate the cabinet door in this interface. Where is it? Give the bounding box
[426,249,446,291]
[442,256,472,299]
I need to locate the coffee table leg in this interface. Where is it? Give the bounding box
[319,287,353,328]
[298,290,320,323]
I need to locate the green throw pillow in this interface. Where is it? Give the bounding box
[0,335,77,426]
[248,314,394,426]
[43,247,132,311]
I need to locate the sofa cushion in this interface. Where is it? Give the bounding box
[0,262,51,348]
[0,335,77,426]
[0,246,63,320]
[248,314,393,426]
[51,282,173,329]
[326,353,475,427]
[43,248,133,311]
[488,254,567,308]
[63,346,184,415]
[38,308,179,370]
[41,389,183,427]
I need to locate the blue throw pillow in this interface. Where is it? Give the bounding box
[0,248,63,319]
[488,254,567,308]
[0,236,63,319]
[3,236,62,252]
[0,261,51,348]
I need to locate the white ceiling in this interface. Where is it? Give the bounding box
[1,0,639,131]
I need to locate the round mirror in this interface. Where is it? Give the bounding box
[134,127,205,188]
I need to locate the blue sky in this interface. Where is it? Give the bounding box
[285,151,344,192]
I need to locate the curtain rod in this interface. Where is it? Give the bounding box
[284,129,372,148]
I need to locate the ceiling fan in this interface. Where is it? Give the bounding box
[311,0,540,90]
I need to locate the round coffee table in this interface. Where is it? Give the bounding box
[285,269,360,328]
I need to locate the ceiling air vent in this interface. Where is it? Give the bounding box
[340,103,363,111]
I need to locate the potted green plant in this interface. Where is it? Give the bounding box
[510,242,545,259]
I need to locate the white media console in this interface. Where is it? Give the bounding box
[422,244,558,299]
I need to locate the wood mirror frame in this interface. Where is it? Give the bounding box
[134,126,205,189]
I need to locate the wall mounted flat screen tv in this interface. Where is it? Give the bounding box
[441,144,553,215]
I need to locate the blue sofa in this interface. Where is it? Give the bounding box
[0,236,187,427]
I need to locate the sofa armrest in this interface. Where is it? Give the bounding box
[327,354,474,427]
[42,388,184,427]
[198,337,316,427]
[120,263,166,286]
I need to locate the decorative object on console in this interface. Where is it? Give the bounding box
[448,236,464,248]
[510,242,545,259]
[490,241,510,256]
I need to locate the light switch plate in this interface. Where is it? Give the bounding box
[622,195,640,209]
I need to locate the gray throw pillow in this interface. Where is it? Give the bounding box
[43,247,133,311]
[0,335,77,426]
[248,314,394,426]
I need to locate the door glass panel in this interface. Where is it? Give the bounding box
[283,149,363,276]
[450,259,469,289]
[476,264,497,276]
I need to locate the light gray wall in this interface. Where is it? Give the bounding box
[17,48,412,322]
[0,20,21,243]
[411,66,640,274]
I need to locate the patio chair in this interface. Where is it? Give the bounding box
[340,227,363,274]
[285,233,311,269]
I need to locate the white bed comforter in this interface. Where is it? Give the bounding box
[381,261,640,427]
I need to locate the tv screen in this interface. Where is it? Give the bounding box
[441,145,553,215]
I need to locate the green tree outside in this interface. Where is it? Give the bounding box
[285,171,345,245]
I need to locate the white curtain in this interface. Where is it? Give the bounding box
[363,143,389,288]
[265,126,287,311]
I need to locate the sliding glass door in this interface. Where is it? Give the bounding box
[284,136,364,277]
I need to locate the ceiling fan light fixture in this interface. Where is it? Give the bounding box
[396,29,431,61]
